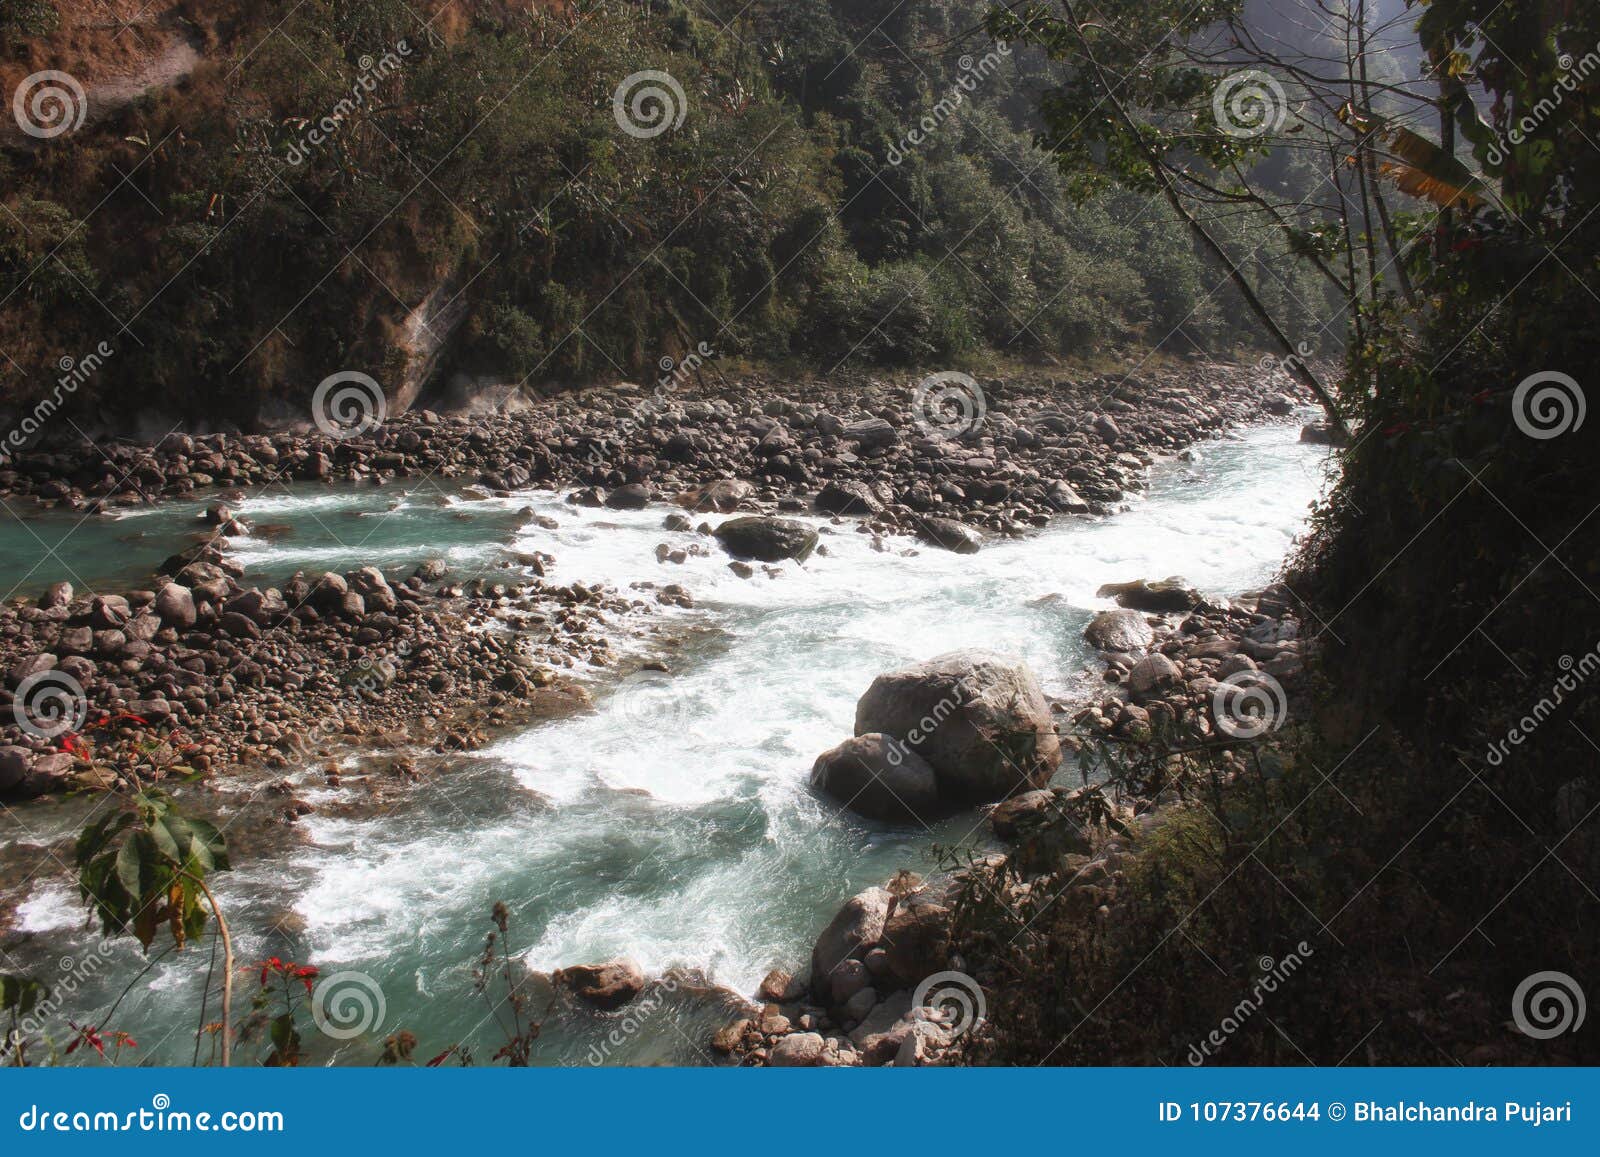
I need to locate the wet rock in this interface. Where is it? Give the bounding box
[811,886,892,994]
[758,969,805,1004]
[604,483,653,510]
[809,733,943,824]
[553,959,646,1011]
[1300,421,1348,446]
[1084,609,1153,652]
[713,516,818,563]
[1098,577,1200,613]
[914,517,984,554]
[854,651,1060,805]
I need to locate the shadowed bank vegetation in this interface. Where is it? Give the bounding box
[956,0,1600,1066]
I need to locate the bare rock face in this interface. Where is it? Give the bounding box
[553,958,646,1010]
[809,733,943,824]
[854,651,1060,806]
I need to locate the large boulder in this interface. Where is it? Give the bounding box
[553,959,646,1011]
[811,886,892,993]
[877,892,952,988]
[713,516,818,563]
[1097,577,1200,613]
[914,517,983,555]
[1128,653,1183,700]
[809,734,943,824]
[854,652,1060,806]
[604,483,653,510]
[769,1032,826,1067]
[815,480,885,517]
[1084,609,1153,653]
[154,583,198,629]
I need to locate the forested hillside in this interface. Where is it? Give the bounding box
[1,0,1336,429]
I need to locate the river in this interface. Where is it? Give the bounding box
[0,421,1329,1065]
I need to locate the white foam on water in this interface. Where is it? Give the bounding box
[0,422,1330,1059]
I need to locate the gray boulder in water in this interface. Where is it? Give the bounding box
[854,651,1060,806]
[810,733,943,824]
[713,516,818,562]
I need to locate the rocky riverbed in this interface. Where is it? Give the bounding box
[1,361,1313,804]
[708,581,1312,1066]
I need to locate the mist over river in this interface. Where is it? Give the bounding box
[0,422,1328,1065]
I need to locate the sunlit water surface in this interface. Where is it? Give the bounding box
[0,423,1329,1065]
